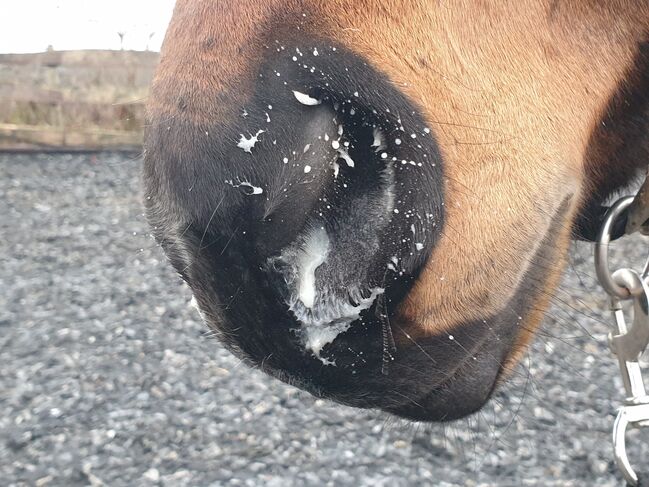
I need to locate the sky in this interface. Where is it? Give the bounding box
[0,1,177,53]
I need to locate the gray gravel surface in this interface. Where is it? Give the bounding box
[2,152,648,487]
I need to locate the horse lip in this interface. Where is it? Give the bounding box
[378,326,505,421]
[384,355,502,421]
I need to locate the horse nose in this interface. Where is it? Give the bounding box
[144,40,446,408]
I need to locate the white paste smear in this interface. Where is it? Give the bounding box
[332,161,340,178]
[337,149,355,168]
[225,179,263,195]
[295,227,330,309]
[372,127,386,151]
[271,226,386,364]
[293,90,322,106]
[237,130,264,153]
[300,287,385,362]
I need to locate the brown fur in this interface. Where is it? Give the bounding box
[151,0,649,373]
[309,1,649,367]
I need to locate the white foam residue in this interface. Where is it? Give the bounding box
[372,127,385,151]
[303,322,350,360]
[273,226,388,364]
[337,149,355,168]
[379,153,396,217]
[304,165,312,174]
[415,243,424,251]
[237,130,264,153]
[303,143,311,153]
[296,227,330,309]
[332,161,340,178]
[225,179,263,195]
[300,287,385,362]
[293,90,321,106]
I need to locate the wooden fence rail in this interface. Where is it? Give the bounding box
[0,49,157,152]
[0,123,142,152]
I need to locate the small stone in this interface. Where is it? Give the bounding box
[143,468,160,482]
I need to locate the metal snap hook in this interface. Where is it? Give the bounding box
[610,272,649,365]
[613,400,649,487]
[595,195,649,485]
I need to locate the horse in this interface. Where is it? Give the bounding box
[142,0,649,422]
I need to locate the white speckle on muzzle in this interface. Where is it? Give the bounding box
[372,127,386,151]
[225,179,263,195]
[293,90,322,106]
[237,130,264,153]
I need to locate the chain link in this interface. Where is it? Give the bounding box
[595,196,649,486]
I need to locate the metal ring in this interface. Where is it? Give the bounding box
[595,196,635,299]
[612,268,646,299]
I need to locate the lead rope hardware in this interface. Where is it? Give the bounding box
[595,196,649,487]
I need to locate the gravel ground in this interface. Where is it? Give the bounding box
[1,152,648,487]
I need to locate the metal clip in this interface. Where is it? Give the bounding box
[609,287,649,486]
[614,399,649,486]
[608,274,649,399]
[595,196,649,486]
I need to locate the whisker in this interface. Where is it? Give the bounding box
[394,324,438,365]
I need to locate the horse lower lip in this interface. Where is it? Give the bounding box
[385,370,500,422]
[378,331,506,421]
